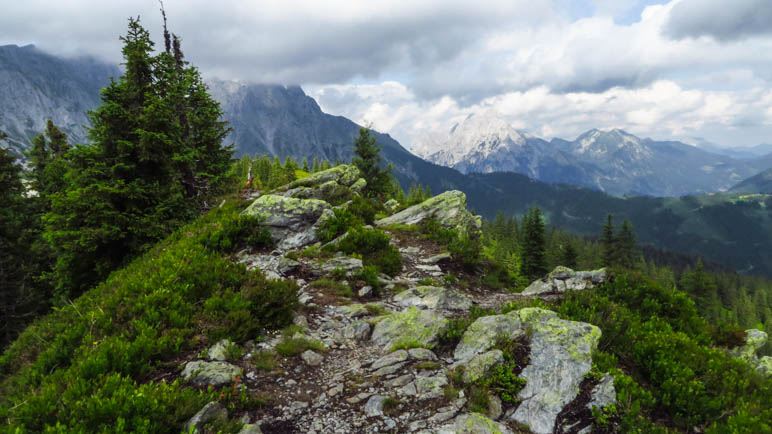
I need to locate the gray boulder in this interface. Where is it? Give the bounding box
[731,329,771,376]
[509,308,601,434]
[276,164,361,192]
[435,413,514,434]
[207,339,234,361]
[588,374,616,410]
[522,266,607,295]
[185,401,227,433]
[182,361,243,387]
[375,190,482,235]
[454,314,523,361]
[241,194,332,250]
[371,307,447,351]
[393,286,473,311]
[238,254,299,280]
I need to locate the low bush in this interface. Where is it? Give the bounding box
[333,227,402,276]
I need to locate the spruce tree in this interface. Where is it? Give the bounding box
[615,219,637,268]
[601,214,616,267]
[27,120,70,200]
[560,241,579,269]
[353,127,391,199]
[520,208,547,279]
[44,17,232,298]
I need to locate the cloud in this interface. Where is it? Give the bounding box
[308,80,772,148]
[664,0,772,41]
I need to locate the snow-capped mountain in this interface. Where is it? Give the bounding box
[420,115,768,196]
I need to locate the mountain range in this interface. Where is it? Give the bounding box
[2,44,772,276]
[416,111,772,197]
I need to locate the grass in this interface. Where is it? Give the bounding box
[275,337,326,357]
[310,278,353,298]
[414,361,441,371]
[250,351,278,371]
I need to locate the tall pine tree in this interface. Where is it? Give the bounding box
[520,208,547,279]
[601,214,615,267]
[353,127,391,199]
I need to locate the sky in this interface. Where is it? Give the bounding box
[1,0,771,149]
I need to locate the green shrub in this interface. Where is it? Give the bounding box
[310,278,353,297]
[348,195,379,224]
[317,208,363,243]
[202,212,273,253]
[333,227,402,276]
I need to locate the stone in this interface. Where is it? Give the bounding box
[182,361,243,387]
[343,321,371,341]
[371,350,409,370]
[372,362,408,377]
[733,329,768,361]
[358,285,373,297]
[371,307,447,351]
[414,374,448,399]
[301,350,324,366]
[758,356,772,375]
[408,348,438,361]
[588,374,616,410]
[454,314,523,361]
[185,401,227,433]
[364,395,387,417]
[375,190,482,235]
[207,339,234,361]
[509,308,601,434]
[240,254,299,280]
[277,164,361,192]
[384,198,401,213]
[241,194,332,250]
[458,350,504,383]
[522,266,607,295]
[393,286,473,311]
[312,255,363,276]
[421,253,451,264]
[436,413,514,434]
[238,424,263,434]
[488,395,503,420]
[386,374,414,388]
[336,303,371,318]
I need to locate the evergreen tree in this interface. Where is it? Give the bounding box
[615,219,637,268]
[560,241,579,269]
[520,208,547,279]
[352,127,391,199]
[601,214,616,267]
[27,120,70,200]
[44,17,231,299]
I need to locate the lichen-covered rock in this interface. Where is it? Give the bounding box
[454,314,523,361]
[393,286,473,311]
[371,307,447,351]
[375,190,482,235]
[758,356,772,375]
[435,413,514,434]
[522,266,607,295]
[588,374,616,410]
[277,164,361,191]
[207,339,234,361]
[414,373,448,400]
[364,395,387,417]
[458,350,504,383]
[732,329,768,361]
[384,198,401,213]
[311,255,363,276]
[238,254,299,280]
[182,361,243,387]
[509,308,601,434]
[241,194,332,250]
[238,424,263,434]
[185,401,227,433]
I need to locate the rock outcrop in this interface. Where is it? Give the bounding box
[375,190,482,235]
[371,307,447,351]
[241,194,332,250]
[181,360,243,387]
[275,164,365,202]
[731,328,772,376]
[522,266,607,295]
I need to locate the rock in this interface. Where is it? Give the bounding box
[336,303,371,318]
[414,374,448,399]
[393,286,473,311]
[371,350,409,370]
[364,395,387,417]
[238,424,263,434]
[372,362,408,377]
[384,198,401,213]
[358,285,373,297]
[185,401,227,433]
[522,266,607,295]
[312,255,363,276]
[239,254,299,280]
[488,395,503,420]
[350,177,367,193]
[421,253,451,264]
[371,307,447,351]
[207,339,234,361]
[436,413,514,434]
[301,350,324,366]
[182,361,243,386]
[276,165,361,192]
[408,348,438,361]
[342,321,371,341]
[241,194,332,250]
[454,314,523,361]
[758,356,772,375]
[375,190,482,235]
[588,374,616,410]
[732,329,768,361]
[458,350,504,383]
[509,308,601,434]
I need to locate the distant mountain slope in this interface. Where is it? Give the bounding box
[0,44,118,154]
[418,112,765,196]
[731,168,772,194]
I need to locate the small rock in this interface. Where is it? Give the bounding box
[328,384,344,397]
[301,350,324,366]
[182,361,243,387]
[207,339,234,361]
[358,285,373,297]
[293,314,309,329]
[364,395,387,417]
[372,362,407,377]
[371,307,447,351]
[414,374,448,400]
[385,374,414,388]
[372,350,409,370]
[343,321,371,341]
[421,253,451,264]
[238,424,263,434]
[408,348,438,361]
[588,374,616,410]
[488,395,503,420]
[185,401,227,433]
[458,350,504,383]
